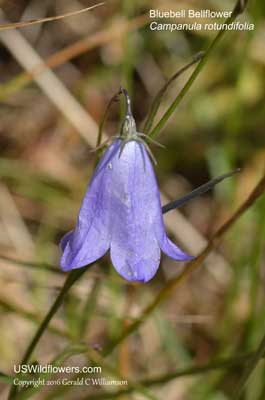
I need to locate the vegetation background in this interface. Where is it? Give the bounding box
[0,0,264,399]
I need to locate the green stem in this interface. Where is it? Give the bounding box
[149,0,249,139]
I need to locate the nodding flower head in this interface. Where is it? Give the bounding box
[60,88,192,282]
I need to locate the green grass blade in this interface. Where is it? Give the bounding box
[149,0,250,139]
[143,51,204,135]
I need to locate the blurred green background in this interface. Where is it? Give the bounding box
[0,0,264,399]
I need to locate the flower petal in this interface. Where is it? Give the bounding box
[110,245,161,283]
[60,140,121,271]
[109,140,161,282]
[159,235,193,261]
[60,230,73,252]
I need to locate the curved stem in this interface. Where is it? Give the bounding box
[120,87,133,117]
[119,87,137,139]
[96,88,122,148]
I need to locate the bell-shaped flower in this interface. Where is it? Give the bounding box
[60,90,192,282]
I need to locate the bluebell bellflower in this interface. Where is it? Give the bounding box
[60,89,192,282]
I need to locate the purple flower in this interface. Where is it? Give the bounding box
[60,90,192,282]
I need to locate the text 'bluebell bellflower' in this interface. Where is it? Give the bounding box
[60,89,192,282]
